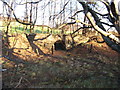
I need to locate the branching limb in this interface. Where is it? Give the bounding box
[78,1,120,44]
[58,17,91,29]
[34,34,51,41]
[101,22,114,27]
[71,10,84,17]
[69,17,91,26]
[87,12,120,43]
[15,0,43,5]
[49,0,70,20]
[1,0,33,25]
[100,0,116,23]
[94,11,108,17]
[72,26,92,35]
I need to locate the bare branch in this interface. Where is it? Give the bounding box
[69,17,91,26]
[77,1,120,44]
[34,34,52,41]
[15,0,43,5]
[2,0,33,25]
[72,10,84,17]
[49,0,70,20]
[101,22,114,27]
[94,11,108,16]
[72,26,91,35]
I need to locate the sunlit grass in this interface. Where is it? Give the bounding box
[2,26,62,34]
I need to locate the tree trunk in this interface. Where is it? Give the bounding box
[25,33,45,56]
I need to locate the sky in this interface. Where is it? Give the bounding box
[0,0,120,30]
[0,0,84,26]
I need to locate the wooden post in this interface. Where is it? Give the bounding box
[51,45,54,55]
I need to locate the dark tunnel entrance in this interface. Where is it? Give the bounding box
[54,40,66,50]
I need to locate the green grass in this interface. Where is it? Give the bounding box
[0,21,73,35]
[2,25,62,34]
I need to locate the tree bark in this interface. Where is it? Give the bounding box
[25,33,45,56]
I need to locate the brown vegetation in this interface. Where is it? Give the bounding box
[2,32,120,88]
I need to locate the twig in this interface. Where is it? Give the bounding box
[69,17,91,26]
[72,10,84,17]
[15,0,42,5]
[23,77,32,86]
[15,77,23,88]
[34,34,51,41]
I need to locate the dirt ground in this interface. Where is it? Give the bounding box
[2,33,120,88]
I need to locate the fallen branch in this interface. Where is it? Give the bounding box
[15,77,23,88]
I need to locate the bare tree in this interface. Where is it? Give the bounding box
[76,0,120,87]
[66,0,120,53]
[1,0,48,56]
[2,0,16,54]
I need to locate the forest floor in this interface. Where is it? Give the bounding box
[2,33,120,88]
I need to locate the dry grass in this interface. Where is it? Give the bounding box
[2,33,120,88]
